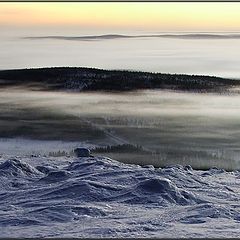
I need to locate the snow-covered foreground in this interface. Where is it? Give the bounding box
[0,155,240,238]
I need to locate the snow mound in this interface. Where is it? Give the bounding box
[130,177,201,205]
[39,170,71,183]
[0,158,41,177]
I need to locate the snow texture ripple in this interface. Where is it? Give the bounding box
[0,156,240,238]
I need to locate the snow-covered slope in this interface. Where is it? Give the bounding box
[0,155,240,238]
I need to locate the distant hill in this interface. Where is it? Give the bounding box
[0,67,239,92]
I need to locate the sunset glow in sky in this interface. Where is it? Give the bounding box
[1,3,240,32]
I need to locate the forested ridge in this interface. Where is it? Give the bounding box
[0,67,238,92]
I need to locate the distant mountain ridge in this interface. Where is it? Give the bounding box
[0,67,239,92]
[23,33,240,41]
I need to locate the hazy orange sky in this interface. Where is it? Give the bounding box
[1,3,240,32]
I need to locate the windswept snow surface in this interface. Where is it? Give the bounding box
[0,155,240,238]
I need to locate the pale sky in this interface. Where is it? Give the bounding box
[1,3,240,32]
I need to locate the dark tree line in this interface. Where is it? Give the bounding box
[47,144,150,157]
[92,144,150,154]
